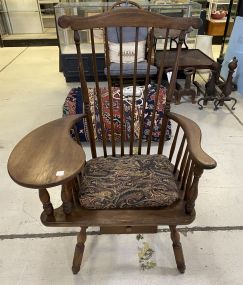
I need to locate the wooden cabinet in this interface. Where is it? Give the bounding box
[206,19,234,36]
[206,0,237,36]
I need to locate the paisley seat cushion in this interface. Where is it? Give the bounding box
[79,155,179,209]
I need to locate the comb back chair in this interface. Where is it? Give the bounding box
[7,4,216,275]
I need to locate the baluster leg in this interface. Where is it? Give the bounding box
[61,181,73,214]
[72,227,87,274]
[39,188,53,216]
[169,225,185,273]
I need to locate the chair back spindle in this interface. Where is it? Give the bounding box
[58,8,201,158]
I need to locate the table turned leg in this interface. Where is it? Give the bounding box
[178,67,196,104]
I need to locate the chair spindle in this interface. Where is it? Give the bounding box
[104,27,116,156]
[74,30,97,158]
[90,28,107,157]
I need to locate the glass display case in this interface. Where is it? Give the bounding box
[0,0,63,44]
[54,1,202,82]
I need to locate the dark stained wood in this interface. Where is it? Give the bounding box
[58,9,201,31]
[173,135,186,174]
[178,146,189,181]
[152,28,170,156]
[138,28,154,155]
[185,166,203,214]
[61,182,73,215]
[39,188,53,216]
[169,124,180,161]
[7,4,216,276]
[74,30,97,159]
[8,115,86,188]
[90,28,107,157]
[181,155,191,191]
[104,27,116,156]
[157,30,183,155]
[156,49,215,70]
[169,226,186,273]
[119,27,125,156]
[178,67,196,104]
[129,27,139,155]
[185,162,194,195]
[41,200,195,227]
[72,227,87,274]
[100,226,157,234]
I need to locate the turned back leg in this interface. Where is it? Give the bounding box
[169,225,186,273]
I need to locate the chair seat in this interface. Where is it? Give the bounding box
[79,154,179,209]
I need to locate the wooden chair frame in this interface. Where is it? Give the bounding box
[8,6,216,275]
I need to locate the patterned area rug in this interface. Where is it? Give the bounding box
[63,84,171,142]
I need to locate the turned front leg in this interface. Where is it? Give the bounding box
[72,227,88,274]
[169,226,185,273]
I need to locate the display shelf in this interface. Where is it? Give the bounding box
[38,0,61,29]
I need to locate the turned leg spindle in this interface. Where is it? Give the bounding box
[72,227,87,274]
[169,225,186,273]
[61,181,73,214]
[178,67,196,104]
[39,188,53,216]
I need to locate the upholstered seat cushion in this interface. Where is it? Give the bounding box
[79,155,179,209]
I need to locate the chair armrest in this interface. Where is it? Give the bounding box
[8,114,86,189]
[167,112,217,170]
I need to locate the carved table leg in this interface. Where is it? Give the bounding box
[169,225,185,273]
[72,227,87,274]
[178,67,196,104]
[39,188,53,216]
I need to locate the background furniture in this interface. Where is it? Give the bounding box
[198,57,238,109]
[54,1,202,82]
[221,16,243,94]
[155,48,221,104]
[8,5,216,275]
[206,0,237,36]
[105,1,157,78]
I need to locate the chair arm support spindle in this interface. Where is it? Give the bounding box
[61,181,74,215]
[167,112,217,170]
[39,188,53,216]
[185,166,203,214]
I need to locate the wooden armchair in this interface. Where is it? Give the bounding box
[7,5,216,275]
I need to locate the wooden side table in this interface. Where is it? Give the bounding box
[156,49,216,71]
[155,49,221,104]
